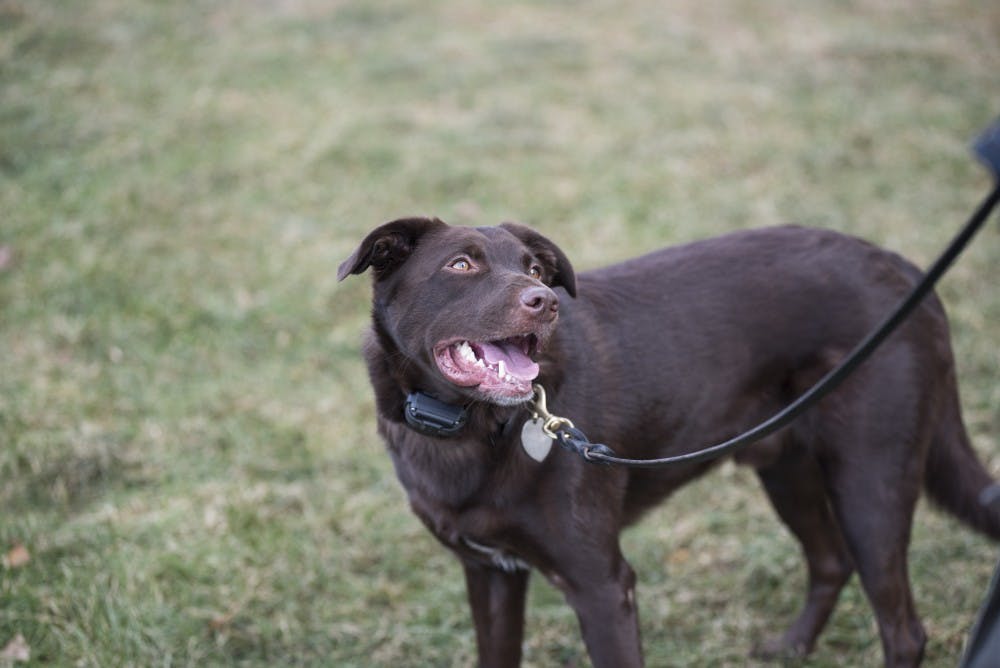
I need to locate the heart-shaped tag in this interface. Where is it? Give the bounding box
[521,418,553,462]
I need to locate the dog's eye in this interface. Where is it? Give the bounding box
[528,265,542,280]
[447,257,474,272]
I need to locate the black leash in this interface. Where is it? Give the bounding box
[537,117,1000,469]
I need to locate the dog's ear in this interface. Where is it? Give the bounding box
[338,217,447,282]
[500,222,577,297]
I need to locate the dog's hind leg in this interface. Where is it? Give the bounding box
[752,444,854,660]
[463,564,530,668]
[825,453,928,668]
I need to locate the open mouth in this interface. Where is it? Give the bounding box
[433,334,540,401]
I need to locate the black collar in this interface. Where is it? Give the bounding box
[403,391,468,437]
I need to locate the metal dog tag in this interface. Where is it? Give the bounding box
[520,418,553,462]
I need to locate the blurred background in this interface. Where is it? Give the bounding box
[1,0,998,665]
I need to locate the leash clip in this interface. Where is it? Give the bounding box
[529,384,574,438]
[529,384,618,465]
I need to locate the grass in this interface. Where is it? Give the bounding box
[1,0,998,665]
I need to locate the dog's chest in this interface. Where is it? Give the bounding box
[402,472,536,572]
[406,490,533,571]
[384,419,540,571]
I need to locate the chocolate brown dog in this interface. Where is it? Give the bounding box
[339,218,1000,667]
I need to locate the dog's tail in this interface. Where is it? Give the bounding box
[924,384,1000,540]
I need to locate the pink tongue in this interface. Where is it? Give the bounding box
[479,340,539,379]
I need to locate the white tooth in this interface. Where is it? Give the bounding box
[458,341,475,362]
[497,360,507,378]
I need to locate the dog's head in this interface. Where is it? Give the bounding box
[339,218,576,406]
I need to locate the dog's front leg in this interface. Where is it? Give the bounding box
[561,552,643,668]
[463,562,530,668]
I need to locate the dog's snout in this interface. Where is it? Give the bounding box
[520,286,559,316]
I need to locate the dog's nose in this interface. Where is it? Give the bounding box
[520,286,559,315]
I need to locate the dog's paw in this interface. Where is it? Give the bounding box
[750,635,811,663]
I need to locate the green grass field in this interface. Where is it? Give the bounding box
[2,1,998,665]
